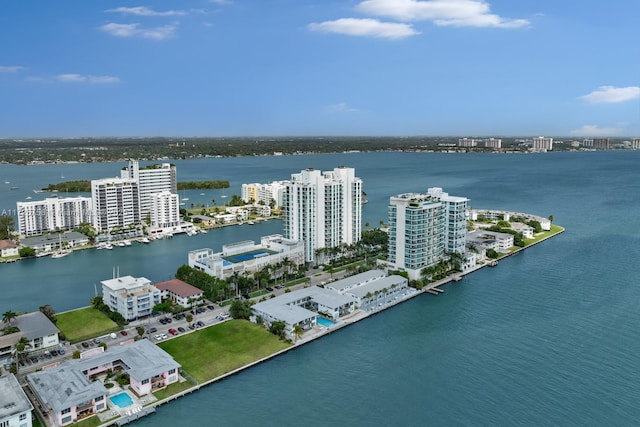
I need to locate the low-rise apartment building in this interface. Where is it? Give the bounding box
[101,275,161,321]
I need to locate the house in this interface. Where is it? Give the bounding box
[510,222,534,239]
[0,239,20,258]
[189,214,216,228]
[27,339,180,427]
[154,279,204,308]
[0,374,34,427]
[0,311,60,361]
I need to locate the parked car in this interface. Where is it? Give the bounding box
[207,305,215,310]
[168,328,178,335]
[177,327,186,333]
[196,321,205,327]
[120,330,128,336]
[146,327,158,334]
[81,342,89,348]
[266,287,274,292]
[93,338,101,344]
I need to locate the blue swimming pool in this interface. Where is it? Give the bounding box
[317,317,335,327]
[109,392,133,408]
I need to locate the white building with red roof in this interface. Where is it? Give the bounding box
[154,279,204,307]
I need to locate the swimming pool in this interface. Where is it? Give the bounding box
[317,317,335,327]
[109,392,133,408]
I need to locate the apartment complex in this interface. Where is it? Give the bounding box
[91,178,140,232]
[532,136,554,151]
[150,191,180,229]
[188,234,304,280]
[386,192,445,280]
[241,181,287,207]
[121,160,177,221]
[484,138,502,149]
[582,138,610,150]
[632,138,640,149]
[17,196,91,237]
[100,275,161,321]
[282,167,362,264]
[426,187,469,254]
[458,138,478,148]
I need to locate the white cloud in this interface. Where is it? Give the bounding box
[308,18,419,40]
[570,125,622,136]
[99,22,178,40]
[106,6,186,16]
[55,74,120,84]
[0,65,24,73]
[327,102,360,112]
[579,86,640,104]
[209,0,232,4]
[356,0,530,28]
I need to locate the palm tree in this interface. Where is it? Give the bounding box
[2,310,17,326]
[14,336,31,366]
[292,324,304,342]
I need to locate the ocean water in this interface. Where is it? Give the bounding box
[1,151,640,426]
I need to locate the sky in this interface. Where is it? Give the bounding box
[1,0,639,138]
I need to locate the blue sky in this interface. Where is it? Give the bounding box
[1,0,638,138]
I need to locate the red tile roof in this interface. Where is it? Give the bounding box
[155,279,203,298]
[0,239,19,249]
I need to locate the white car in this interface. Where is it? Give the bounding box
[154,334,163,341]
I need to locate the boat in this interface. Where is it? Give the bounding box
[247,221,255,225]
[123,240,132,246]
[25,196,32,200]
[10,186,19,190]
[138,237,150,244]
[51,250,71,259]
[200,193,205,196]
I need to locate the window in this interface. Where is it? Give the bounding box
[95,395,104,402]
[61,408,71,415]
[19,413,27,421]
[168,368,176,375]
[142,378,149,384]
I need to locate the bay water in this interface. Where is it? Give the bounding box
[1,151,640,426]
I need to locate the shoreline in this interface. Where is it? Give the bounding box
[94,225,565,427]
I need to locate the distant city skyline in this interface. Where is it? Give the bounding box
[1,1,638,138]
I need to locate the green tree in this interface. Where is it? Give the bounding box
[2,310,17,326]
[39,305,57,323]
[0,215,15,239]
[18,247,36,257]
[548,215,554,223]
[229,300,252,320]
[292,324,304,342]
[269,321,286,339]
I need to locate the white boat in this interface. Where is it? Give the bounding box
[51,250,71,259]
[104,244,113,250]
[123,240,132,246]
[138,237,150,244]
[25,196,32,200]
[116,242,126,247]
[200,193,205,196]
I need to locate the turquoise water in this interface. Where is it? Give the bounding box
[316,317,335,327]
[109,392,133,408]
[2,151,640,426]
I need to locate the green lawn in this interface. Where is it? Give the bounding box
[56,308,119,343]
[523,224,565,245]
[158,319,291,383]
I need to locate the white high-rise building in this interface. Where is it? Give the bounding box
[121,160,177,221]
[283,167,362,263]
[426,187,469,255]
[17,196,91,237]
[532,136,554,151]
[387,193,445,280]
[458,138,478,148]
[150,191,180,228]
[484,138,502,149]
[91,177,140,232]
[632,138,640,149]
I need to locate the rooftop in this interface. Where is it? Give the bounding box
[155,279,203,298]
[0,374,34,420]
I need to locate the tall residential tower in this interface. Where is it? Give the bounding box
[282,167,362,263]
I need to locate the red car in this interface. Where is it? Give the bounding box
[120,330,128,336]
[168,328,178,336]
